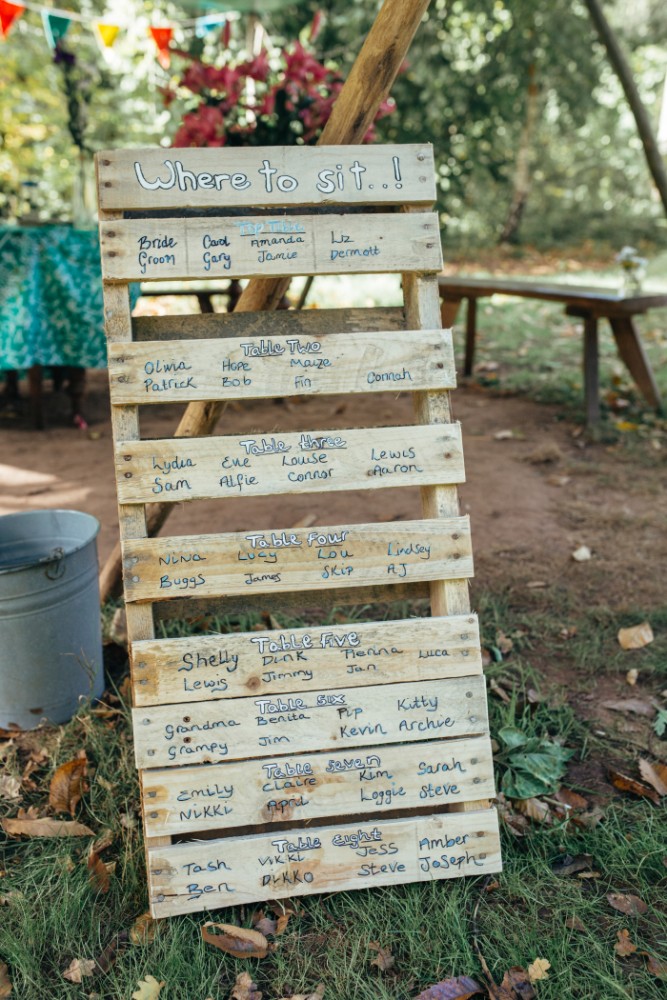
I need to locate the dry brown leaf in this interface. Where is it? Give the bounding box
[0,775,21,801]
[515,798,551,823]
[638,759,667,797]
[554,788,589,811]
[527,959,550,983]
[202,922,268,959]
[0,962,11,998]
[277,987,324,1000]
[564,915,586,933]
[130,912,157,947]
[614,930,637,957]
[87,850,111,894]
[230,971,262,1000]
[131,975,165,1000]
[369,941,395,972]
[607,893,648,916]
[551,853,593,877]
[62,958,96,983]
[601,698,655,717]
[92,829,114,854]
[498,966,536,999]
[275,912,291,936]
[496,632,513,655]
[49,755,88,816]
[625,668,639,686]
[414,976,484,999]
[645,954,667,980]
[618,622,654,650]
[1,817,94,838]
[608,768,661,805]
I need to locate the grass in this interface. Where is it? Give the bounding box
[2,597,666,1000]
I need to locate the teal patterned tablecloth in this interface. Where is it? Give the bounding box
[0,225,111,370]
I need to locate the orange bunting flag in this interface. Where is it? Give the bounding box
[95,21,120,48]
[0,0,25,39]
[149,25,173,68]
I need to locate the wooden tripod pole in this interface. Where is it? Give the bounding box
[99,0,432,602]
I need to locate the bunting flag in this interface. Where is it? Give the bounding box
[195,13,226,38]
[95,21,120,48]
[0,0,24,39]
[41,9,71,48]
[149,25,173,68]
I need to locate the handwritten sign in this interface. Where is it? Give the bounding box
[97,145,437,211]
[122,517,473,603]
[132,614,482,707]
[99,212,441,282]
[108,329,456,406]
[147,809,500,916]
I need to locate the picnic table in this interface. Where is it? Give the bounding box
[438,276,666,424]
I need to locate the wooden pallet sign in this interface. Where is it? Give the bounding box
[96,143,501,918]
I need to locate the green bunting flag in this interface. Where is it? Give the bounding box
[41,9,71,48]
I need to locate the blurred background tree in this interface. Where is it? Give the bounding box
[1,0,667,250]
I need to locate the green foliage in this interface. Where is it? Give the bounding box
[496,725,573,798]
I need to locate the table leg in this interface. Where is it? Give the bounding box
[608,316,663,412]
[195,292,214,314]
[583,313,600,426]
[464,297,477,377]
[27,364,44,430]
[440,295,461,329]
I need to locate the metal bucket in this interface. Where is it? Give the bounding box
[0,509,104,729]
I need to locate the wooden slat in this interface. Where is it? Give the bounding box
[132,306,406,342]
[122,516,474,603]
[116,423,464,505]
[147,808,501,916]
[110,328,455,405]
[99,212,442,282]
[141,735,494,836]
[97,144,436,212]
[131,614,481,707]
[132,674,488,769]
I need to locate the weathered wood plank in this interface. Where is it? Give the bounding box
[132,307,406,344]
[122,517,473,603]
[110,328,454,405]
[147,807,501,916]
[97,145,436,212]
[99,213,442,282]
[141,735,494,836]
[131,614,481,707]
[132,674,488,769]
[116,423,464,505]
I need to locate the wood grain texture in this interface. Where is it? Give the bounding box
[96,145,436,211]
[116,423,464,504]
[140,735,494,836]
[122,517,474,603]
[132,674,488,769]
[147,807,501,916]
[131,613,482,707]
[99,212,442,282]
[110,328,454,405]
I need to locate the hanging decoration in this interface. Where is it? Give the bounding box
[94,21,120,49]
[0,0,24,38]
[149,24,173,68]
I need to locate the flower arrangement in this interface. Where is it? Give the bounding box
[167,20,395,148]
[615,245,648,294]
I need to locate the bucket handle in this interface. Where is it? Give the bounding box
[42,547,66,581]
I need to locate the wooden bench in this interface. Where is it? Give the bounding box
[438,276,666,425]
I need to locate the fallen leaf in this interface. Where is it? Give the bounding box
[514,798,551,823]
[414,975,484,998]
[49,755,88,816]
[275,912,291,936]
[572,545,591,562]
[277,987,324,1000]
[614,930,637,957]
[546,475,570,487]
[494,429,514,440]
[131,975,165,1000]
[253,914,277,938]
[87,850,110,894]
[0,776,21,801]
[62,958,96,983]
[230,971,262,1000]
[527,959,550,983]
[120,812,138,829]
[645,954,667,980]
[130,912,157,946]
[526,580,547,589]
[496,632,513,655]
[564,915,586,933]
[608,768,661,805]
[625,668,639,686]
[0,962,11,998]
[202,922,269,959]
[498,966,536,999]
[554,788,588,811]
[1,817,94,838]
[601,699,655,717]
[618,622,654,650]
[607,893,648,916]
[369,942,395,972]
[638,759,667,797]
[552,853,594,876]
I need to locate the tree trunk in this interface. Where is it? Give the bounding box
[583,0,667,217]
[499,63,538,244]
[99,0,434,602]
